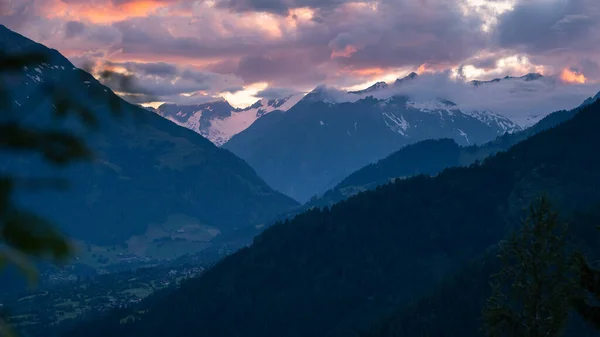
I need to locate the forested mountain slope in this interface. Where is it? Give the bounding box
[367,206,600,337]
[61,99,600,337]
[302,99,592,210]
[303,138,461,208]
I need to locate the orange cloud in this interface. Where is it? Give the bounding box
[560,68,586,84]
[416,63,447,75]
[288,7,315,20]
[46,0,176,24]
[348,67,386,77]
[330,45,358,59]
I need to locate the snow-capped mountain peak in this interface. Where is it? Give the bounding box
[348,81,388,94]
[253,95,304,116]
[400,97,521,135]
[155,94,304,146]
[394,72,419,86]
[303,84,341,103]
[521,72,544,81]
[344,72,419,96]
[299,75,522,138]
[470,72,543,86]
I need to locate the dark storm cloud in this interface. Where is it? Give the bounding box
[203,60,239,74]
[332,0,487,69]
[111,18,271,59]
[68,50,107,69]
[495,0,599,54]
[119,92,220,105]
[107,61,179,77]
[132,62,178,77]
[107,21,331,86]
[96,60,244,103]
[490,0,600,81]
[235,52,328,86]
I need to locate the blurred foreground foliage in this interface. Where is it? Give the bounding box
[0,50,141,336]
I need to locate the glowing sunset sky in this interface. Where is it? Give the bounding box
[2,0,599,107]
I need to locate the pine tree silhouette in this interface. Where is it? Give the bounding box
[572,232,600,330]
[483,196,579,337]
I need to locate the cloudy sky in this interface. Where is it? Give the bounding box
[2,0,600,107]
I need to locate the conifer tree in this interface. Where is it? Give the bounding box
[571,227,600,330]
[483,196,579,337]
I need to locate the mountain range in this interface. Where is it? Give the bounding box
[301,90,599,210]
[197,90,599,249]
[0,25,298,259]
[148,68,580,203]
[151,71,552,153]
[62,96,600,337]
[223,75,522,202]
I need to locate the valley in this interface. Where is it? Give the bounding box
[1,256,208,337]
[65,213,241,275]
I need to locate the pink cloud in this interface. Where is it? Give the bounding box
[1,0,599,105]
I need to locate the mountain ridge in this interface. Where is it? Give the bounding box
[470,72,544,86]
[149,71,585,151]
[299,92,597,210]
[0,25,299,253]
[155,94,304,146]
